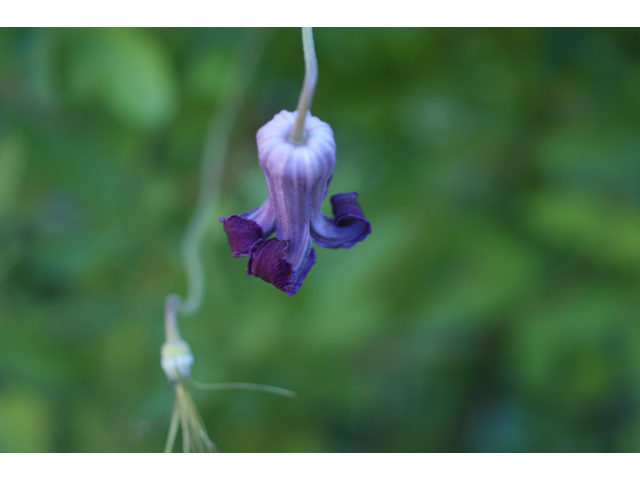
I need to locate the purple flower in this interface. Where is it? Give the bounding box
[220,110,371,296]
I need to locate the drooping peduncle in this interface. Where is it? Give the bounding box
[289,27,318,145]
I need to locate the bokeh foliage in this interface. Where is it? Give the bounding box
[1,27,640,452]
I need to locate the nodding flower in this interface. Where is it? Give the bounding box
[220,110,370,296]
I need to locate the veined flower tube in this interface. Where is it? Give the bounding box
[221,110,370,296]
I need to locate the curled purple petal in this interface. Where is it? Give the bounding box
[311,192,371,249]
[220,199,276,257]
[247,238,316,296]
[289,243,316,296]
[220,215,264,257]
[248,238,293,294]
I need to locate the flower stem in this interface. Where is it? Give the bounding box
[177,29,271,316]
[289,27,317,145]
[164,294,182,344]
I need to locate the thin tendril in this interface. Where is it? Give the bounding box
[289,27,317,145]
[165,382,218,453]
[180,388,189,453]
[167,28,270,318]
[191,380,298,398]
[164,400,180,453]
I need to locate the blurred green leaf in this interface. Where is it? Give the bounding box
[0,131,26,217]
[67,28,177,129]
[526,189,640,271]
[0,388,53,452]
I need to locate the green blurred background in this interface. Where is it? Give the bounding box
[1,27,640,452]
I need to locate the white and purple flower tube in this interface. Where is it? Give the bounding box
[220,110,370,296]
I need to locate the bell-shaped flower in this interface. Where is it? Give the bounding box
[221,110,370,296]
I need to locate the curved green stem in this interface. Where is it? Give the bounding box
[289,27,317,145]
[161,28,270,326]
[177,29,270,315]
[164,294,182,343]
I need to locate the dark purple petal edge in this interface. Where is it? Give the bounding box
[247,238,316,296]
[248,238,293,294]
[312,192,371,249]
[333,192,368,225]
[220,215,264,257]
[288,244,316,296]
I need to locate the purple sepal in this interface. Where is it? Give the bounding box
[220,215,265,257]
[247,238,316,296]
[248,238,294,294]
[311,192,371,249]
[331,192,368,227]
[289,245,316,296]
